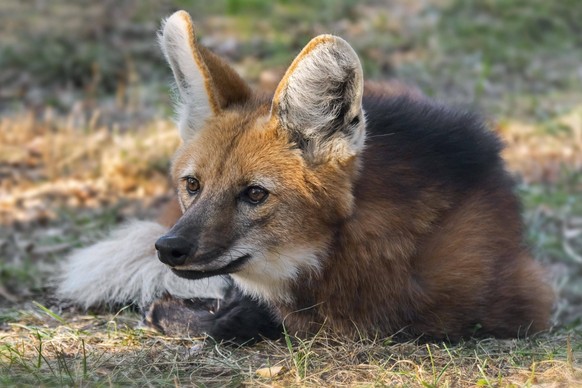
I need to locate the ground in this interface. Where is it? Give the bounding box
[1,0,581,386]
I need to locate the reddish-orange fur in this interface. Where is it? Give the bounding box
[153,11,554,341]
[163,92,554,339]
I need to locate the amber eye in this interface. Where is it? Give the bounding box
[242,186,269,204]
[185,177,200,195]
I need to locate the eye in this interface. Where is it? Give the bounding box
[241,186,269,204]
[184,177,200,195]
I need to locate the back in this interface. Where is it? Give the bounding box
[303,89,555,339]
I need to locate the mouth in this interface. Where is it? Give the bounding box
[170,254,251,280]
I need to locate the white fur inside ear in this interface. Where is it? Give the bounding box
[160,11,215,141]
[54,220,228,309]
[274,36,366,161]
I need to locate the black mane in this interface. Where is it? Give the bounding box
[362,93,507,194]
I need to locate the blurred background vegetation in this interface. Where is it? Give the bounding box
[2,0,581,117]
[0,1,581,385]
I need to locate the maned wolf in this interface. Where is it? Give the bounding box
[57,10,554,344]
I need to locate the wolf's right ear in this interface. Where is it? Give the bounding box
[160,11,251,140]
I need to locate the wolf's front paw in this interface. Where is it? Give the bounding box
[144,294,219,338]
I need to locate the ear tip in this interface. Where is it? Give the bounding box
[305,34,339,50]
[311,34,337,41]
[307,34,358,56]
[308,34,347,46]
[168,10,193,23]
[162,10,196,39]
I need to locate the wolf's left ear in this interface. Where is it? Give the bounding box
[160,11,251,140]
[271,35,365,163]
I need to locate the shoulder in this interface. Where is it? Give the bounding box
[362,83,506,190]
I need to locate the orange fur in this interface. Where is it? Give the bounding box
[154,11,554,340]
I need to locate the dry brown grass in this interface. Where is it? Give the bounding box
[500,106,582,184]
[2,104,580,225]
[1,305,581,386]
[0,108,180,225]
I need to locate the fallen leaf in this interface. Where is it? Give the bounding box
[255,365,285,378]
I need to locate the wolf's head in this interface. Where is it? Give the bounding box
[155,11,366,302]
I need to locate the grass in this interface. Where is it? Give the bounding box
[1,0,582,386]
[1,307,580,385]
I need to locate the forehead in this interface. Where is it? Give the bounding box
[172,109,303,185]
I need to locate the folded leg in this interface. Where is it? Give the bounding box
[145,285,282,344]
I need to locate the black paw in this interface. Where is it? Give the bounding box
[210,287,283,344]
[144,288,283,345]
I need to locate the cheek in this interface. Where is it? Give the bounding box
[275,191,348,247]
[257,195,329,244]
[236,201,276,231]
[233,186,339,248]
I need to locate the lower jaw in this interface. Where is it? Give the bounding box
[170,254,251,280]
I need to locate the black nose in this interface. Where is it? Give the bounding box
[155,235,192,267]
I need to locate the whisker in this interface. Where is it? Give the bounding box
[367,132,395,139]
